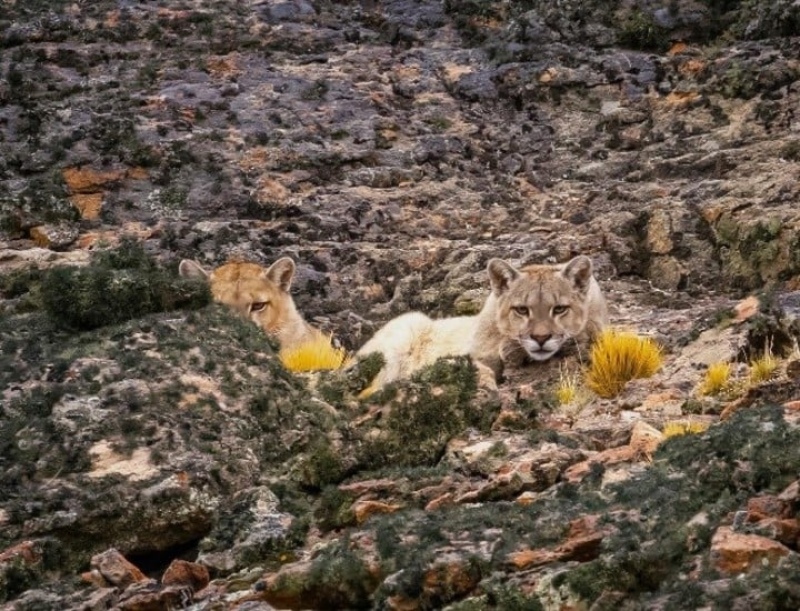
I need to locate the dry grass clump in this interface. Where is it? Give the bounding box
[279,335,348,372]
[698,361,733,396]
[662,420,710,439]
[555,365,593,422]
[555,367,581,406]
[585,329,663,398]
[748,347,778,385]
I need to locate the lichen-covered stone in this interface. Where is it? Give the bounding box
[4,0,800,608]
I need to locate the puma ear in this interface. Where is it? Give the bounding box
[265,257,296,292]
[179,259,210,281]
[562,255,593,293]
[487,259,520,296]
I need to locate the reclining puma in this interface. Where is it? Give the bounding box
[356,255,608,390]
[179,257,324,349]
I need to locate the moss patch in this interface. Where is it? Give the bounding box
[357,356,500,469]
[41,238,210,330]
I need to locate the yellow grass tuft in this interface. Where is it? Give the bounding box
[555,365,593,423]
[585,329,663,398]
[698,361,732,396]
[279,335,348,372]
[748,347,778,385]
[662,420,709,439]
[555,367,580,406]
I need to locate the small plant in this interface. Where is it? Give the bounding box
[698,361,732,396]
[555,367,580,405]
[618,9,669,52]
[585,329,663,398]
[301,78,329,101]
[41,238,210,330]
[279,335,348,372]
[662,420,709,439]
[748,346,778,385]
[555,365,592,423]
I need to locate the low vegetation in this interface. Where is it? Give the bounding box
[40,239,210,330]
[748,347,779,385]
[585,329,663,398]
[279,335,349,372]
[698,361,733,396]
[662,420,710,439]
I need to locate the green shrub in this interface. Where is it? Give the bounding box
[41,238,210,330]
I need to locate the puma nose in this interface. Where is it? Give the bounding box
[530,334,551,346]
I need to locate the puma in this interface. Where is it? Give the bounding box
[356,255,608,390]
[178,257,325,349]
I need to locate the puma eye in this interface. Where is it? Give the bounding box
[512,306,529,317]
[552,305,570,316]
[250,301,269,313]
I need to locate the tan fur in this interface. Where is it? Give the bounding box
[178,257,324,349]
[357,255,608,390]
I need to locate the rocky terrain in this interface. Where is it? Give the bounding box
[2,0,800,609]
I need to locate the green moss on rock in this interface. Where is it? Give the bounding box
[357,356,500,469]
[41,239,210,330]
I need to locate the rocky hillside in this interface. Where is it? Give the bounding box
[2,0,800,609]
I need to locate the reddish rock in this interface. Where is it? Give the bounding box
[339,478,398,496]
[711,526,791,574]
[564,422,664,483]
[69,193,105,220]
[628,421,665,457]
[421,557,481,602]
[117,582,192,611]
[749,518,800,547]
[733,296,760,322]
[162,559,210,591]
[508,515,606,570]
[81,569,111,588]
[746,495,792,522]
[0,540,41,565]
[29,223,79,249]
[507,548,560,570]
[560,515,606,562]
[62,166,128,220]
[388,555,481,609]
[258,555,383,610]
[353,500,402,524]
[62,166,126,193]
[777,479,800,503]
[90,548,148,588]
[424,492,456,511]
[565,446,636,483]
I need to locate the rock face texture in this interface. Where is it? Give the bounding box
[3,0,800,609]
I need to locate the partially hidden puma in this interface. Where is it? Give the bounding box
[356,255,609,391]
[178,257,326,350]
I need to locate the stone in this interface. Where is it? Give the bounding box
[628,420,665,457]
[710,526,791,574]
[0,540,42,565]
[747,518,800,547]
[162,559,210,591]
[746,495,792,522]
[353,500,402,524]
[70,193,105,220]
[89,549,148,588]
[62,167,126,193]
[778,480,800,503]
[5,0,800,608]
[564,423,663,483]
[507,515,606,570]
[116,582,192,611]
[29,223,80,249]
